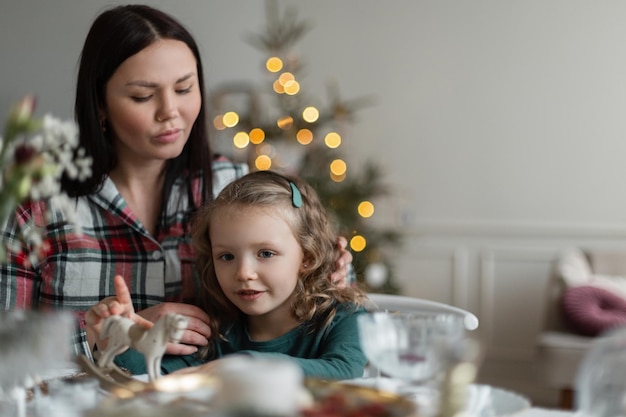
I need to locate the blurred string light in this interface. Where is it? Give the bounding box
[324,132,341,149]
[284,80,300,95]
[277,116,293,130]
[278,72,294,85]
[233,131,249,149]
[330,172,346,182]
[296,129,313,145]
[330,159,346,176]
[217,20,365,230]
[249,128,265,145]
[302,106,319,123]
[266,56,283,72]
[272,79,285,94]
[222,111,239,128]
[255,154,272,170]
[213,115,226,130]
[330,159,347,183]
[271,72,301,96]
[358,201,375,218]
[350,235,366,252]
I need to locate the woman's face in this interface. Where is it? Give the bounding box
[103,39,201,165]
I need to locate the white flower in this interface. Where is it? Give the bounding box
[0,96,91,264]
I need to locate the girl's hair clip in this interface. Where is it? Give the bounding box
[289,182,303,208]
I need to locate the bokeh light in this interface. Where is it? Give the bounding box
[277,116,294,130]
[222,112,239,128]
[278,72,295,85]
[330,172,346,183]
[213,115,225,130]
[330,159,347,176]
[302,106,319,123]
[232,132,249,149]
[350,235,367,252]
[296,129,313,145]
[273,80,285,94]
[249,128,265,145]
[255,154,272,170]
[358,201,375,218]
[284,80,300,95]
[266,56,283,73]
[324,132,341,149]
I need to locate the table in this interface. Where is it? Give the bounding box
[515,408,575,417]
[20,367,579,417]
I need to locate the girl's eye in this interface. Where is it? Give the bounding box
[218,253,234,261]
[131,96,152,103]
[259,251,274,259]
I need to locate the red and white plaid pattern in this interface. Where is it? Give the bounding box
[0,160,248,357]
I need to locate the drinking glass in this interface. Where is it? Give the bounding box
[0,310,74,417]
[576,326,626,417]
[357,311,466,416]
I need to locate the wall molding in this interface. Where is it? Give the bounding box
[407,219,626,239]
[480,247,560,360]
[394,244,471,308]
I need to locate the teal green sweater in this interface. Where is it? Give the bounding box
[113,303,367,380]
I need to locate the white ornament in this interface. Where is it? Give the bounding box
[97,313,189,382]
[364,262,388,288]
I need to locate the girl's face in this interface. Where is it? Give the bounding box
[210,205,304,335]
[103,39,201,165]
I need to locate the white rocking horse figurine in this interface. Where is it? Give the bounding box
[97,313,189,382]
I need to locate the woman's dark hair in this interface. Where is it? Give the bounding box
[63,4,213,222]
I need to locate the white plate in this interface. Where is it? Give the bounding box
[341,379,531,417]
[467,384,531,417]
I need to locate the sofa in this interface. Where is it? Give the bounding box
[535,248,626,409]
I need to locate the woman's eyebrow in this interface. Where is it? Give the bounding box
[125,72,196,88]
[176,72,196,83]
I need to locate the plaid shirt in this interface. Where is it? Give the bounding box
[0,160,248,357]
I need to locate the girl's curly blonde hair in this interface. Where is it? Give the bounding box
[192,170,366,359]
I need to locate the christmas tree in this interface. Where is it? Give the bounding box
[209,0,402,293]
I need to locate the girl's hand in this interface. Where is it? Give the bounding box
[85,275,152,351]
[85,275,211,355]
[330,236,353,288]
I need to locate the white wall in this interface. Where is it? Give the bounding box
[3,0,626,406]
[3,1,626,230]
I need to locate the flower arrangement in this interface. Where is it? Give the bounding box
[0,96,92,265]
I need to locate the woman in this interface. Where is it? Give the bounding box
[0,5,352,358]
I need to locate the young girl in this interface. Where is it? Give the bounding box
[101,170,368,380]
[190,170,368,379]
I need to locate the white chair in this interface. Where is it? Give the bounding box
[365,293,479,331]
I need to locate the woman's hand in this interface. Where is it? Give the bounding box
[331,236,354,288]
[136,303,212,355]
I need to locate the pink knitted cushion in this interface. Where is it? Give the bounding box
[562,285,626,337]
